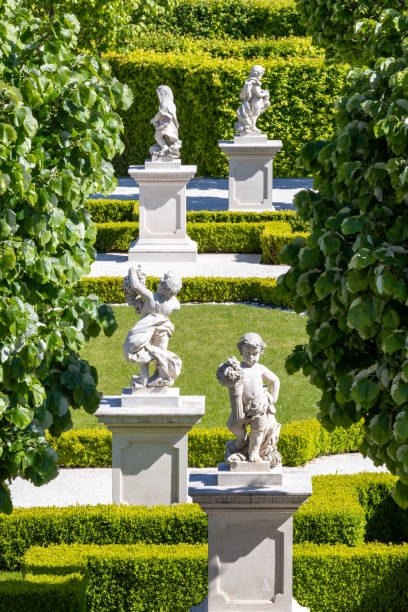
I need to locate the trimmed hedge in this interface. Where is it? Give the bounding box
[22,543,207,611]
[293,542,408,612]
[94,220,310,258]
[260,221,309,264]
[1,473,407,571]
[86,199,138,223]
[87,199,308,229]
[0,504,207,571]
[132,34,322,59]
[294,474,366,546]
[75,276,292,308]
[0,574,85,612]
[107,50,347,177]
[10,541,408,612]
[94,221,263,252]
[146,0,305,39]
[48,418,364,469]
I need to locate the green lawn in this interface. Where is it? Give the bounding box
[77,304,320,430]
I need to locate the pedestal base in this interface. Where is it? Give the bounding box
[189,472,312,611]
[96,391,204,506]
[217,462,283,487]
[219,134,282,211]
[190,597,310,611]
[128,236,197,263]
[128,162,197,263]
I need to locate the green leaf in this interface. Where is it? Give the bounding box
[383,331,405,354]
[9,405,32,428]
[391,380,408,406]
[394,411,408,441]
[391,479,408,510]
[341,216,364,235]
[351,378,379,404]
[349,249,376,269]
[0,483,12,515]
[315,271,337,299]
[368,413,392,445]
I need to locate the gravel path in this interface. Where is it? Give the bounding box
[10,453,388,508]
[88,253,290,279]
[91,176,313,211]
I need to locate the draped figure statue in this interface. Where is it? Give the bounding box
[123,265,182,389]
[149,85,182,161]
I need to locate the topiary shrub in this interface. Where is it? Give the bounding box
[278,8,408,508]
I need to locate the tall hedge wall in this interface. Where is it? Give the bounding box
[106,50,347,177]
[144,0,305,39]
[131,35,322,60]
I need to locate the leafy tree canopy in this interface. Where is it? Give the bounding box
[295,0,405,64]
[0,0,132,512]
[279,8,408,508]
[24,0,174,53]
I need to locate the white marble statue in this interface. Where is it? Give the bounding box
[235,65,270,136]
[123,265,182,390]
[149,85,182,161]
[216,333,282,465]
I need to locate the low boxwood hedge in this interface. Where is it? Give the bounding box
[93,218,310,260]
[22,543,207,611]
[94,220,264,252]
[86,200,308,230]
[0,504,207,571]
[5,540,408,611]
[86,199,138,223]
[293,542,408,612]
[75,276,292,308]
[47,419,364,469]
[1,473,407,571]
[0,574,85,612]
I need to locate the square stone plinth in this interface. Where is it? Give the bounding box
[219,135,282,211]
[217,462,283,487]
[96,392,204,506]
[128,161,197,262]
[189,472,311,611]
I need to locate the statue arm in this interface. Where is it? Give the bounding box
[127,267,155,308]
[261,366,280,404]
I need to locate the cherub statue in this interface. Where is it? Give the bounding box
[123,265,182,390]
[235,65,271,136]
[216,333,282,465]
[149,85,182,161]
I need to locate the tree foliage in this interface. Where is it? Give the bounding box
[295,0,405,63]
[279,8,408,508]
[24,0,174,53]
[0,0,132,512]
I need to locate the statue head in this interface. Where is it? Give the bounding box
[157,271,182,298]
[237,332,266,355]
[249,65,265,79]
[156,85,174,106]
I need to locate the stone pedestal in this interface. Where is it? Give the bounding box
[128,160,197,262]
[189,471,311,611]
[217,461,282,487]
[219,134,282,211]
[95,388,204,506]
